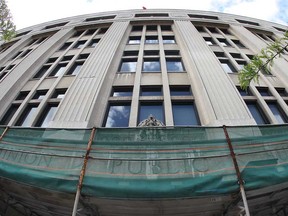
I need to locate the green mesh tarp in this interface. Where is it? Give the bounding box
[0,125,288,199]
[0,128,90,193]
[82,127,238,198]
[226,125,288,190]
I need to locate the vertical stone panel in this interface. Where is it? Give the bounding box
[52,21,130,128]
[0,28,73,117]
[174,20,253,126]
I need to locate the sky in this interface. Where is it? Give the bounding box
[7,0,288,30]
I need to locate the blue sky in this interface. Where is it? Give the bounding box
[7,0,288,30]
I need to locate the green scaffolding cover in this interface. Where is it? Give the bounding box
[82,127,238,198]
[0,125,288,199]
[0,127,90,193]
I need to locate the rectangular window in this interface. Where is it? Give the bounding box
[52,89,67,99]
[218,38,230,47]
[170,86,192,96]
[138,103,164,124]
[131,26,143,32]
[16,105,38,127]
[61,55,74,61]
[128,36,141,44]
[0,104,19,125]
[204,37,215,46]
[89,39,100,47]
[16,91,30,100]
[119,60,137,72]
[166,59,185,72]
[66,62,83,75]
[145,36,158,44]
[112,87,133,97]
[46,57,58,64]
[246,102,268,125]
[232,40,246,48]
[162,36,175,44]
[172,103,200,126]
[275,88,287,96]
[34,65,50,78]
[49,64,67,77]
[146,25,158,31]
[140,86,162,96]
[73,41,86,49]
[220,60,236,73]
[123,51,139,56]
[236,19,259,26]
[59,42,72,51]
[237,61,247,69]
[189,14,218,20]
[78,54,90,60]
[135,13,168,17]
[237,86,251,96]
[142,59,161,72]
[256,87,271,96]
[104,103,131,127]
[32,90,48,100]
[35,104,58,127]
[267,102,288,124]
[161,25,172,31]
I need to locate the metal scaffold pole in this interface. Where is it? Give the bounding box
[72,127,96,216]
[223,125,250,216]
[0,126,9,141]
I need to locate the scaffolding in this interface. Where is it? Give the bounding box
[0,125,288,215]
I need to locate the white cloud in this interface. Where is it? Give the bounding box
[220,0,279,22]
[7,0,287,30]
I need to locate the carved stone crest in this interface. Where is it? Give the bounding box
[138,115,165,127]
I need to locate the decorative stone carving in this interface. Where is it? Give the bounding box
[138,115,165,127]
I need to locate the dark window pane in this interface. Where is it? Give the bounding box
[267,102,288,123]
[62,55,74,61]
[143,60,160,72]
[16,105,38,126]
[59,42,72,51]
[49,64,67,77]
[120,60,137,72]
[112,87,133,97]
[16,91,30,100]
[145,36,158,44]
[257,87,271,96]
[139,103,164,124]
[220,61,236,73]
[166,59,184,72]
[32,90,48,99]
[52,89,67,99]
[89,39,100,47]
[36,104,58,127]
[141,86,162,96]
[218,38,230,46]
[0,104,19,125]
[247,103,268,125]
[34,65,50,78]
[128,36,141,44]
[73,41,86,49]
[237,86,251,96]
[104,104,131,127]
[172,103,200,126]
[66,62,83,75]
[232,40,246,48]
[170,86,192,96]
[204,37,215,45]
[162,36,175,44]
[146,25,157,31]
[275,88,287,96]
